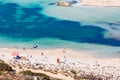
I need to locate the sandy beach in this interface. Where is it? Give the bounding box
[72,0,120,7]
[0,48,120,80]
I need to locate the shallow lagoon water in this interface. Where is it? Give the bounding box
[0,0,120,57]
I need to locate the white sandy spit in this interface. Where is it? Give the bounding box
[72,0,120,7]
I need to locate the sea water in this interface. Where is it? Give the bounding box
[0,0,120,57]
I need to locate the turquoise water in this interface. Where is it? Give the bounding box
[0,0,120,57]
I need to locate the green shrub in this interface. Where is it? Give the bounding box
[25,79,33,80]
[0,60,4,63]
[0,62,12,71]
[74,74,103,80]
[20,70,50,80]
[71,70,76,74]
[20,70,34,76]
[0,71,2,75]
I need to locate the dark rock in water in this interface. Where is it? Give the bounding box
[70,1,78,4]
[48,2,56,5]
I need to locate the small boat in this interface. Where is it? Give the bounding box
[33,44,38,48]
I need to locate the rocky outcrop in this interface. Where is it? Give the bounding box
[57,1,71,7]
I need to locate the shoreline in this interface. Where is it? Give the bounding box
[0,47,120,59]
[0,47,93,58]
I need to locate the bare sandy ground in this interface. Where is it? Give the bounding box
[0,48,120,80]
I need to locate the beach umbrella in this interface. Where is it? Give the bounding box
[11,52,19,56]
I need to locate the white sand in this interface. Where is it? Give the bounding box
[73,0,120,7]
[0,48,120,80]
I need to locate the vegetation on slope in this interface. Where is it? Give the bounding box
[0,60,12,71]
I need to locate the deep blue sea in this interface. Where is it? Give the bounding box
[0,0,120,57]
